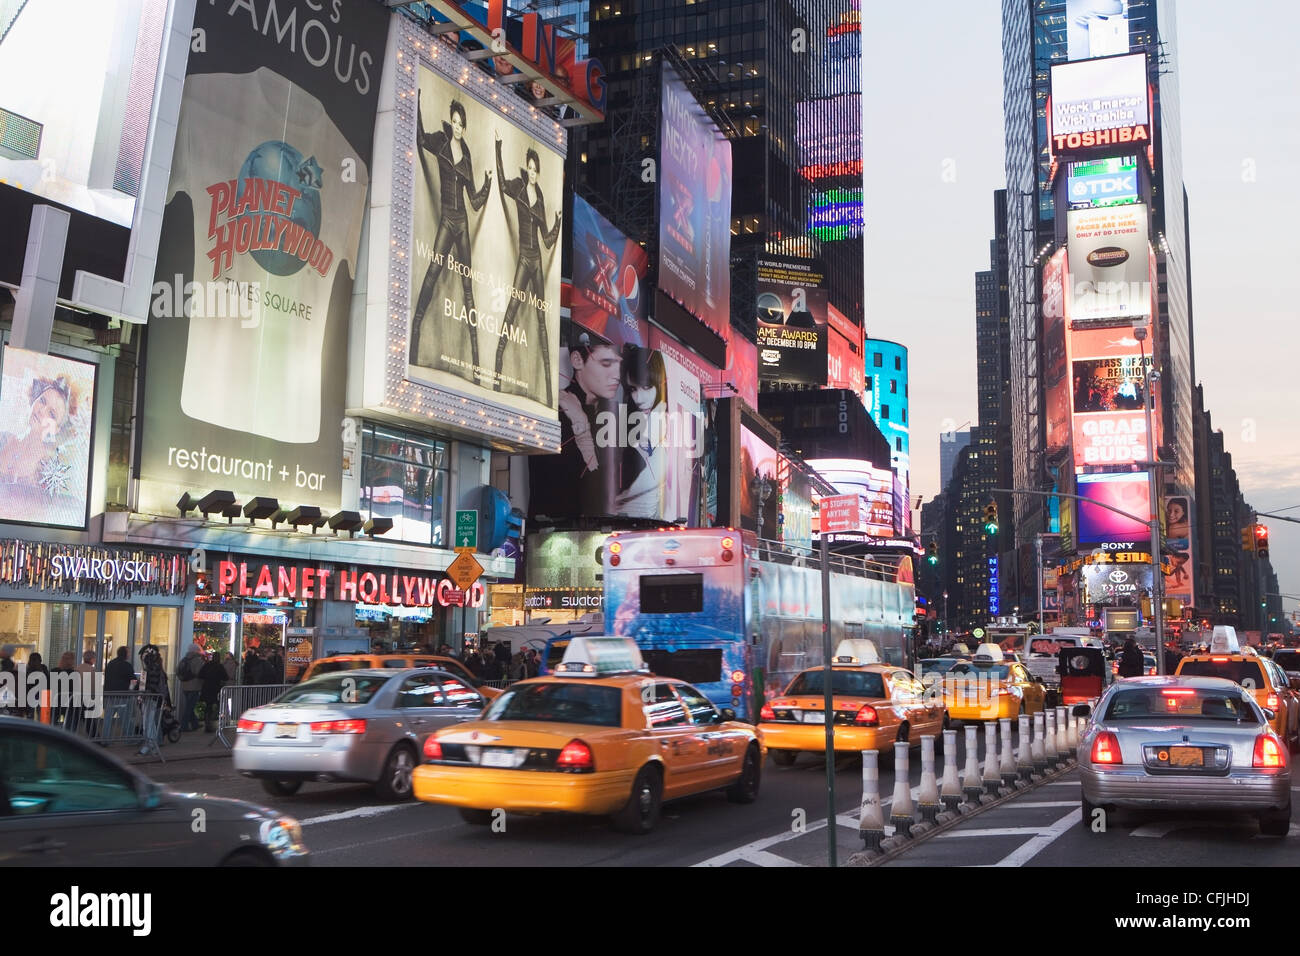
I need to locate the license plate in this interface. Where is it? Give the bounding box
[481,749,518,768]
[276,723,299,739]
[802,711,825,724]
[1169,746,1204,767]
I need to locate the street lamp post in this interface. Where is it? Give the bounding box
[943,591,949,635]
[1133,322,1166,674]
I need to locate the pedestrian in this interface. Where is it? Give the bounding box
[267,648,285,684]
[222,652,238,683]
[509,650,526,682]
[494,641,511,672]
[102,646,135,742]
[465,648,484,678]
[53,651,76,726]
[1117,636,1144,678]
[23,651,50,719]
[198,652,228,733]
[137,644,171,755]
[73,650,97,736]
[178,642,205,732]
[0,644,16,716]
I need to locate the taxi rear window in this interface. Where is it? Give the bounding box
[786,671,885,698]
[483,683,622,727]
[1103,688,1259,723]
[1273,651,1300,672]
[309,660,371,675]
[1177,660,1265,687]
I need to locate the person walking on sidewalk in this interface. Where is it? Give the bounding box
[198,653,228,733]
[178,642,204,732]
[0,644,17,716]
[137,644,171,755]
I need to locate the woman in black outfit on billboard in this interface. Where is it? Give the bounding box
[492,130,562,408]
[411,91,493,373]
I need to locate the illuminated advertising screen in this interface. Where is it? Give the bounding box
[781,463,814,551]
[1049,53,1150,157]
[1077,473,1151,545]
[407,61,564,417]
[138,0,389,515]
[827,317,864,396]
[0,0,166,227]
[1069,325,1154,467]
[1067,155,1138,210]
[1163,495,1193,607]
[988,556,1000,615]
[739,425,780,538]
[756,257,828,385]
[1066,0,1131,61]
[659,63,733,338]
[806,458,894,538]
[796,94,862,171]
[570,195,648,345]
[721,326,759,409]
[0,347,96,528]
[817,20,861,96]
[808,188,864,241]
[531,317,703,523]
[1066,204,1151,322]
[1082,562,1152,605]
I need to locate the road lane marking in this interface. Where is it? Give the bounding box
[300,804,420,826]
[998,801,1078,808]
[936,827,1052,838]
[988,809,1078,866]
[745,850,807,867]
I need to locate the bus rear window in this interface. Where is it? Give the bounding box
[639,574,703,613]
[642,648,722,685]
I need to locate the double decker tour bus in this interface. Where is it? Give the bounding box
[602,527,916,720]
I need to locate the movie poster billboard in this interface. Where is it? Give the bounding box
[1163,495,1194,607]
[740,425,780,538]
[570,195,648,344]
[138,0,389,515]
[1077,472,1150,545]
[0,347,97,528]
[1066,204,1152,322]
[659,62,733,338]
[530,317,703,523]
[756,257,828,385]
[1069,324,1157,467]
[407,62,564,417]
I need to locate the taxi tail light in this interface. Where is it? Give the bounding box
[556,739,595,773]
[1091,731,1122,764]
[1266,693,1280,710]
[759,703,775,721]
[424,737,443,760]
[1254,734,1285,769]
[309,719,366,734]
[236,718,263,735]
[854,704,879,726]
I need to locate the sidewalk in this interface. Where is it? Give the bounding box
[123,728,234,767]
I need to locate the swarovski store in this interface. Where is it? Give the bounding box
[0,539,189,674]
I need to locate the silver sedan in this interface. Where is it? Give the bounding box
[1075,675,1291,836]
[234,669,486,801]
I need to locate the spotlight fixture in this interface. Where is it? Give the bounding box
[222,503,243,525]
[197,490,236,517]
[286,505,325,532]
[364,517,394,538]
[328,510,365,536]
[269,508,291,530]
[243,497,280,522]
[177,493,196,517]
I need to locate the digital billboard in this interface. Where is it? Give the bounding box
[1067,155,1138,210]
[138,0,389,515]
[659,63,733,339]
[806,458,894,538]
[817,15,861,96]
[1069,325,1155,467]
[739,425,780,538]
[796,94,862,171]
[756,257,828,385]
[0,347,96,528]
[407,61,564,417]
[0,0,165,227]
[1082,561,1152,605]
[530,317,703,523]
[1066,0,1131,61]
[781,463,813,551]
[1043,249,1071,454]
[1163,495,1194,607]
[1066,204,1151,322]
[1077,472,1151,545]
[1049,53,1150,156]
[570,195,648,346]
[808,188,864,241]
[827,305,864,396]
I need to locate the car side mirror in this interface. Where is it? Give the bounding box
[1263,709,1276,721]
[138,780,164,810]
[719,708,736,723]
[1290,678,1300,692]
[1072,704,1091,718]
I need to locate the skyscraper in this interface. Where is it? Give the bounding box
[939,429,971,490]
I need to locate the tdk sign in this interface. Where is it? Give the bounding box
[1067,160,1138,209]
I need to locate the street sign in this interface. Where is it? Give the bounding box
[455,510,478,550]
[446,549,484,591]
[819,494,859,534]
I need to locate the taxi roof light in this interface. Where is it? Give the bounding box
[973,643,1005,663]
[1209,626,1241,655]
[559,637,648,677]
[833,639,879,665]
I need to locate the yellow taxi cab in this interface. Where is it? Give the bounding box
[1175,627,1300,751]
[411,638,764,834]
[941,644,1047,722]
[301,653,501,700]
[758,641,945,766]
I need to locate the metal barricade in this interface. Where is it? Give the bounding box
[213,683,293,748]
[69,692,169,762]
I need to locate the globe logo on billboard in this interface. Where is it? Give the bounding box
[233,141,325,276]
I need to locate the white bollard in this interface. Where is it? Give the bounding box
[890,741,914,838]
[982,723,1000,792]
[1056,707,1071,761]
[939,729,962,810]
[1031,712,1047,772]
[961,725,983,801]
[918,735,940,822]
[859,748,885,850]
[1045,709,1059,765]
[998,717,1016,783]
[1017,715,1034,779]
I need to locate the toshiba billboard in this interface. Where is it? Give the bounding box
[1049,53,1150,158]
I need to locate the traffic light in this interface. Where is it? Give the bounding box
[1242,527,1255,552]
[1255,523,1270,559]
[983,501,999,535]
[926,541,938,565]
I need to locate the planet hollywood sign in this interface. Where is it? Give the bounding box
[215,560,485,608]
